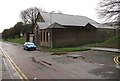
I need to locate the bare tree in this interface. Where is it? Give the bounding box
[97,0,120,28]
[20,7,45,28]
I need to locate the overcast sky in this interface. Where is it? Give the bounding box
[0,0,99,33]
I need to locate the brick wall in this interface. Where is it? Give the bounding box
[52,28,97,47]
[96,28,116,42]
[38,28,116,48]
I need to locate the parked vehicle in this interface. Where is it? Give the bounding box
[23,42,36,51]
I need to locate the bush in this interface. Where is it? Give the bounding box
[7,37,24,44]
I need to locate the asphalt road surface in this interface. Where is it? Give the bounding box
[0,41,120,80]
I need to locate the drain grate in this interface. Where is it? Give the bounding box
[67,55,86,59]
[51,52,67,55]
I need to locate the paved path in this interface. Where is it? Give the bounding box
[85,47,120,53]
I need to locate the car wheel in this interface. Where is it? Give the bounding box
[26,48,29,51]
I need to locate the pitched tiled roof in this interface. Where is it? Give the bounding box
[37,12,115,29]
[90,23,115,29]
[40,12,97,26]
[37,22,50,29]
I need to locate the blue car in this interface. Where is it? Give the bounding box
[23,42,36,51]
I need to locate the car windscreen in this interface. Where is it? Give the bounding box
[26,43,34,45]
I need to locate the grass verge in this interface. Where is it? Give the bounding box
[6,37,24,44]
[86,34,120,48]
[46,47,90,52]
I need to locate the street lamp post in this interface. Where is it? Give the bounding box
[50,11,55,24]
[50,11,54,48]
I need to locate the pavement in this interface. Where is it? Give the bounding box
[36,44,120,53]
[82,47,120,53]
[8,41,120,53]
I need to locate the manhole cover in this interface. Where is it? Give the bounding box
[53,57,76,64]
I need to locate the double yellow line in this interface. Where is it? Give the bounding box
[114,56,120,65]
[0,47,29,81]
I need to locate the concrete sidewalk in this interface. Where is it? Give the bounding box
[36,45,120,53]
[86,47,120,53]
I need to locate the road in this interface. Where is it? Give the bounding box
[0,41,120,81]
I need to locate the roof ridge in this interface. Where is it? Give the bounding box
[40,11,85,17]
